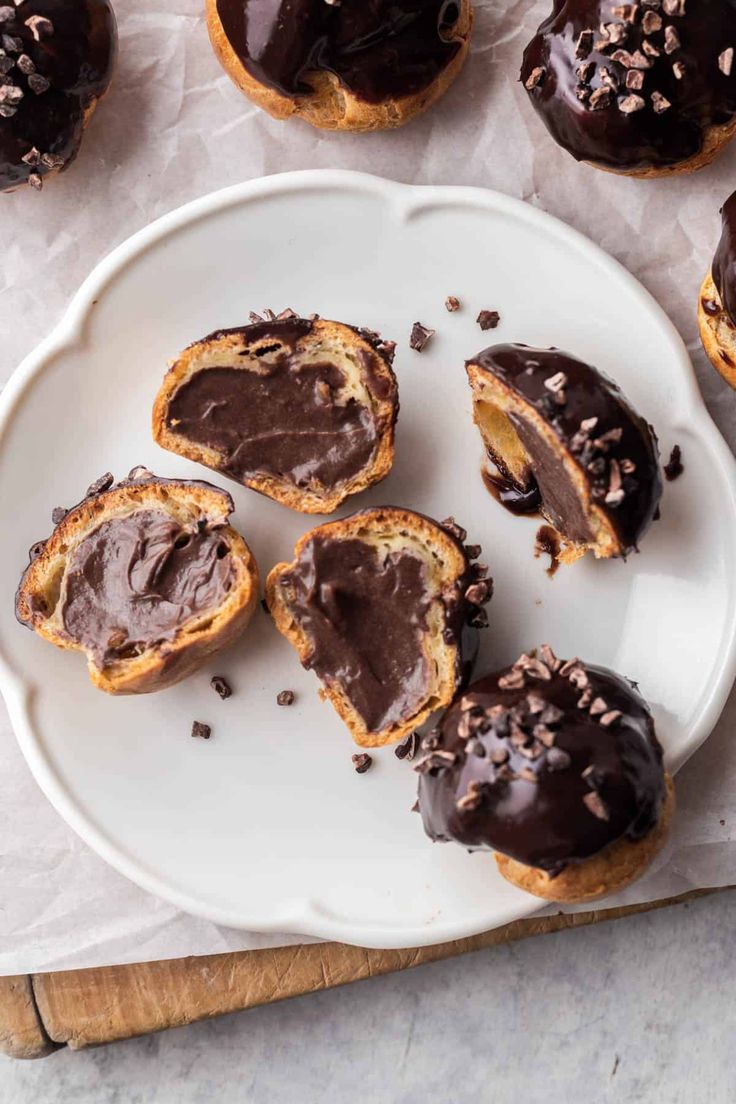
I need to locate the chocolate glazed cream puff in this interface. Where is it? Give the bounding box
[415,648,674,903]
[466,344,662,564]
[521,0,736,176]
[699,190,736,388]
[0,0,117,192]
[206,0,474,132]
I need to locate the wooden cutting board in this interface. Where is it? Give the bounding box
[0,889,719,1059]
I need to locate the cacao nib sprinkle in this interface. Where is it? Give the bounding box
[351,753,373,774]
[211,676,232,700]
[525,65,546,90]
[409,322,435,352]
[476,310,500,331]
[445,295,461,312]
[663,444,683,481]
[395,732,418,761]
[277,689,295,706]
[191,721,211,740]
[51,506,67,525]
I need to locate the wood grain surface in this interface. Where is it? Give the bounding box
[0,889,717,1059]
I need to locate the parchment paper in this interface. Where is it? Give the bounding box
[2,0,736,975]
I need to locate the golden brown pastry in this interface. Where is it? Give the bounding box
[206,0,474,132]
[153,314,399,515]
[265,507,491,747]
[415,647,673,903]
[466,343,662,564]
[15,468,259,694]
[520,0,736,177]
[699,189,736,387]
[0,0,117,192]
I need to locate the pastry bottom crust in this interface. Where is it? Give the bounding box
[698,272,736,390]
[495,772,674,903]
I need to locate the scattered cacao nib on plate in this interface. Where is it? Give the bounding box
[211,675,232,700]
[409,322,435,352]
[445,296,461,312]
[476,310,500,331]
[191,721,211,740]
[277,689,295,706]
[352,753,373,774]
[395,732,418,760]
[664,445,683,481]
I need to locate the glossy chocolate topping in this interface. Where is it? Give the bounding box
[167,319,392,492]
[0,0,116,191]
[521,0,736,171]
[215,0,463,104]
[417,649,665,873]
[470,344,662,554]
[61,509,235,666]
[712,189,736,325]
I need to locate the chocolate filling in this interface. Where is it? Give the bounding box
[417,659,665,872]
[281,535,434,732]
[61,509,234,666]
[0,0,116,191]
[469,344,662,554]
[166,325,381,491]
[215,0,462,104]
[521,0,736,171]
[712,189,736,326]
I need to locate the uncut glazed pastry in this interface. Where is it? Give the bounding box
[415,647,674,903]
[153,313,399,514]
[699,189,736,388]
[0,0,117,192]
[466,343,662,563]
[15,468,259,694]
[266,508,491,747]
[520,0,736,176]
[206,0,474,132]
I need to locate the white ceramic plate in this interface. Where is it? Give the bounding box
[1,171,735,949]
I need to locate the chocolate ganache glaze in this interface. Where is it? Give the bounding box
[61,509,235,666]
[0,0,116,191]
[471,344,662,554]
[521,0,736,171]
[711,189,736,325]
[416,649,665,874]
[280,535,434,732]
[166,319,385,491]
[215,0,463,103]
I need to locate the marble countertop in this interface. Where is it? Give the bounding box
[1,890,733,1102]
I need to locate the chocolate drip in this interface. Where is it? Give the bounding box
[481,466,542,516]
[470,344,662,554]
[0,0,116,191]
[215,0,462,104]
[521,0,736,171]
[712,189,736,325]
[166,319,390,492]
[417,654,665,872]
[61,510,234,666]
